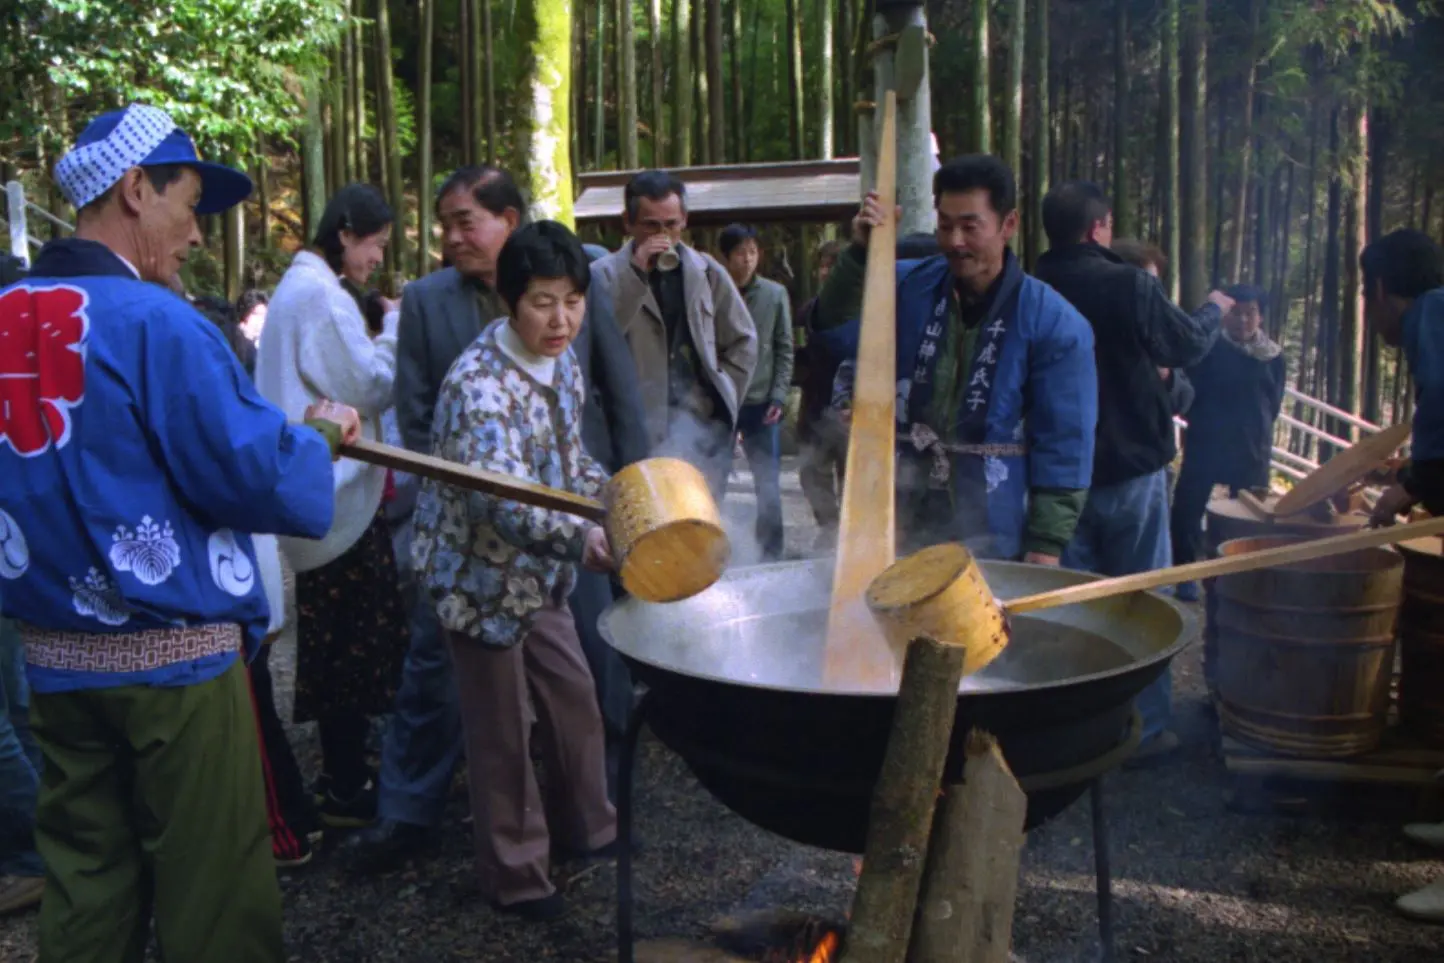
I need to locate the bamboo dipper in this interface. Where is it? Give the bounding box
[864,516,1444,678]
[342,439,728,604]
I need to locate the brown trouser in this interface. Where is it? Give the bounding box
[449,601,617,905]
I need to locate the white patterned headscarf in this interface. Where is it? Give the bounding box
[53,105,178,211]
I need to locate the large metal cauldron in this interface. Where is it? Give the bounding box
[601,558,1195,853]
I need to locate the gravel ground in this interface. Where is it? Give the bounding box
[4,459,1444,962]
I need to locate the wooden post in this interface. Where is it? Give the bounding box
[840,636,965,963]
[907,731,1026,963]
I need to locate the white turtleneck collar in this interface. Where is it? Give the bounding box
[495,319,558,385]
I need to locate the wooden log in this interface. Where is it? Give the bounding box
[840,636,966,963]
[907,731,1026,963]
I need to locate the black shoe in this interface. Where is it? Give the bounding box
[338,819,435,874]
[274,831,315,869]
[494,891,568,922]
[555,833,638,863]
[319,777,378,829]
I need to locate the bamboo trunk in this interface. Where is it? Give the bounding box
[1228,0,1259,282]
[1178,0,1208,309]
[840,637,966,963]
[1025,0,1049,270]
[705,0,725,162]
[819,0,835,159]
[620,0,639,168]
[375,0,405,276]
[785,0,804,159]
[417,0,435,274]
[1111,0,1129,236]
[971,0,990,154]
[649,0,665,164]
[672,0,692,166]
[483,0,496,163]
[1160,0,1180,300]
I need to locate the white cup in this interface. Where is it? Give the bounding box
[655,246,682,272]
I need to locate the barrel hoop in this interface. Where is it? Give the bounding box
[1218,701,1387,725]
[1212,592,1401,617]
[1212,623,1398,648]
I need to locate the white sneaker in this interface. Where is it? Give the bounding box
[1395,877,1444,923]
[1404,822,1444,849]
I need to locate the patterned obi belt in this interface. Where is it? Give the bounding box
[20,623,242,674]
[906,423,1028,488]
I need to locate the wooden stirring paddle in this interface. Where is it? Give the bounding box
[823,91,900,686]
[342,438,728,604]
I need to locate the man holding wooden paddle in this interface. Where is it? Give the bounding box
[1358,228,1444,923]
[813,155,1098,565]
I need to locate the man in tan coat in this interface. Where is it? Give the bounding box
[588,171,758,498]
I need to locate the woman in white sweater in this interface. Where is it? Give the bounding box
[254,183,410,828]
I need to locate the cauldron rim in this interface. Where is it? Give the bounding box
[601,558,1198,699]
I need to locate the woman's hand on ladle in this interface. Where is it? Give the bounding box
[582,525,616,573]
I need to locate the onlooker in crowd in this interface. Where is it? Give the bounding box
[256,182,410,829]
[194,293,257,374]
[343,166,524,871]
[1355,229,1444,921]
[1034,182,1227,762]
[0,102,355,961]
[721,223,793,561]
[0,254,26,286]
[411,221,617,922]
[1170,284,1285,600]
[0,616,42,915]
[814,156,1097,564]
[588,171,758,498]
[237,287,269,344]
[795,240,848,551]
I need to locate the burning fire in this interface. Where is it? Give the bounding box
[800,930,840,962]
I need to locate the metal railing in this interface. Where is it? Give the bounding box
[3,180,73,266]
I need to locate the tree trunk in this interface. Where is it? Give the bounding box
[594,0,607,167]
[673,0,692,166]
[839,0,855,156]
[1342,105,1368,426]
[819,0,835,159]
[459,0,474,165]
[1271,160,1293,339]
[619,0,639,167]
[346,1,364,176]
[705,0,725,162]
[1160,0,1180,300]
[1002,0,1025,189]
[971,0,990,154]
[1178,0,1208,310]
[329,47,347,191]
[784,0,805,159]
[483,0,498,163]
[301,81,327,240]
[1292,96,1322,457]
[515,0,575,224]
[1228,0,1259,282]
[840,638,965,963]
[417,0,435,274]
[354,16,368,180]
[728,0,743,161]
[1025,0,1049,270]
[224,177,245,299]
[375,0,405,276]
[1209,83,1227,287]
[694,0,708,163]
[875,7,933,238]
[1320,106,1343,425]
[1112,0,1130,237]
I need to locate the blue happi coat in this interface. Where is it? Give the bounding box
[816,252,1097,560]
[0,239,335,694]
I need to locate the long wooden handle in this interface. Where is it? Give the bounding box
[825,91,899,685]
[342,437,607,522]
[1004,515,1444,615]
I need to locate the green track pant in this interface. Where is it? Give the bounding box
[30,658,282,963]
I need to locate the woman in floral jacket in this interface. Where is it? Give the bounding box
[412,221,617,921]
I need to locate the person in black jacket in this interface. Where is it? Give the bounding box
[1034,182,1230,760]
[1170,284,1287,587]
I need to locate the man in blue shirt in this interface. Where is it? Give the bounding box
[0,104,359,961]
[1357,229,1444,923]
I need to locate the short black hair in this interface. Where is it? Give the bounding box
[312,183,394,274]
[235,288,268,320]
[1361,229,1444,301]
[83,163,189,214]
[933,155,1017,217]
[495,220,592,315]
[1225,284,1269,309]
[624,170,687,220]
[435,165,528,223]
[1042,181,1112,248]
[719,223,758,258]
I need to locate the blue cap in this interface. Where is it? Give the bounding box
[54,105,253,215]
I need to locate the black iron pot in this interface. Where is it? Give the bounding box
[601,558,1194,854]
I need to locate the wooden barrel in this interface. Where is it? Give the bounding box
[1213,534,1402,758]
[1396,537,1444,747]
[1202,495,1365,701]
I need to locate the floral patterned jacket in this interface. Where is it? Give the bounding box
[412,320,609,647]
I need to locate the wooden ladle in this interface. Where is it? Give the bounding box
[866,515,1444,677]
[343,438,729,603]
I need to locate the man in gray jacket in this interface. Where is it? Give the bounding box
[720,223,794,560]
[588,171,758,499]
